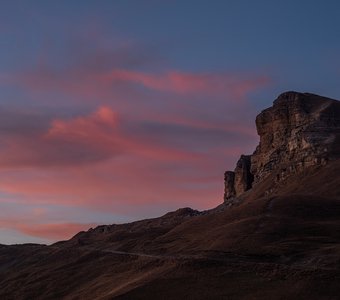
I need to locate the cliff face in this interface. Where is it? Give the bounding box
[224,91,340,202]
[224,155,253,202]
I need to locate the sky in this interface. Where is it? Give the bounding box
[0,0,340,244]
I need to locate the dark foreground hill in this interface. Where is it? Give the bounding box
[0,92,339,300]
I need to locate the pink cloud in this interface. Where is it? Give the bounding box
[0,219,95,241]
[46,106,202,162]
[0,145,242,213]
[0,154,251,249]
[101,69,269,97]
[0,106,200,169]
[16,222,95,240]
[0,104,256,214]
[8,65,270,104]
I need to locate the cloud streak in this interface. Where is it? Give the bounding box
[0,106,203,169]
[5,64,270,104]
[100,69,270,97]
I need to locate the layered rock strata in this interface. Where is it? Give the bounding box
[224,91,340,202]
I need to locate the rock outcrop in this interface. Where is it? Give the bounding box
[224,91,340,202]
[234,155,253,195]
[224,155,253,201]
[224,171,235,201]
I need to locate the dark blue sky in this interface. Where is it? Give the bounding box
[0,0,339,244]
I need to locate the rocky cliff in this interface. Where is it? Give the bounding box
[224,155,253,202]
[224,91,340,202]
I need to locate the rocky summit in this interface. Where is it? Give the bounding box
[224,91,340,202]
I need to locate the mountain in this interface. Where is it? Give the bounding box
[0,91,339,299]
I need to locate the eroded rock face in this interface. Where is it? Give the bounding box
[234,155,253,195]
[224,91,340,202]
[251,91,340,185]
[223,155,253,201]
